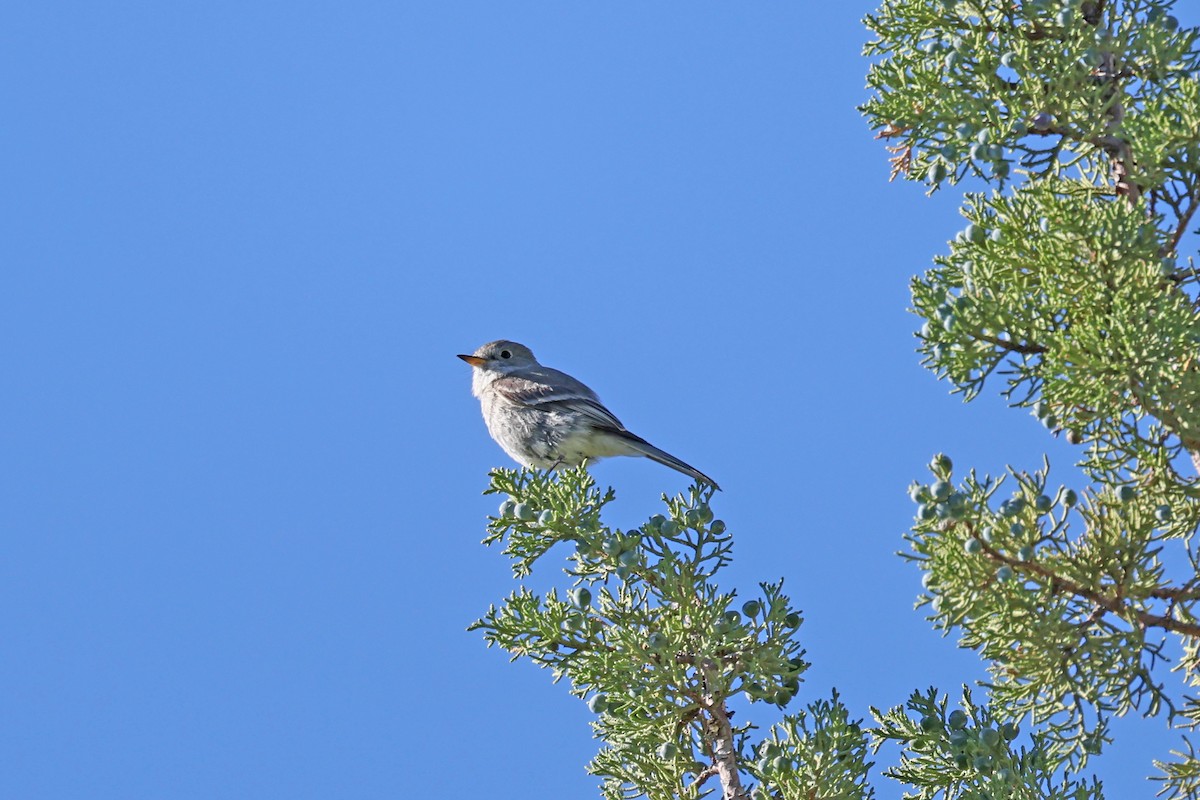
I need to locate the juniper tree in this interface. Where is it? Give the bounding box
[472,469,872,800]
[470,1,1200,798]
[862,0,1200,796]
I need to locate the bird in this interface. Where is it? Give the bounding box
[457,340,719,489]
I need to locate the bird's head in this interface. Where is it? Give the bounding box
[457,340,538,373]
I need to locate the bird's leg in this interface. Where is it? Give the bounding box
[546,457,589,481]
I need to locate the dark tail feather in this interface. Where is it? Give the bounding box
[618,432,720,490]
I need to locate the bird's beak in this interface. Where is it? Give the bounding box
[458,354,487,367]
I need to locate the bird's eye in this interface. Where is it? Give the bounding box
[500,350,511,359]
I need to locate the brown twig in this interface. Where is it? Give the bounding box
[975,332,1049,355]
[1148,583,1200,602]
[1169,191,1200,253]
[978,538,1200,638]
[689,764,720,791]
[698,658,750,800]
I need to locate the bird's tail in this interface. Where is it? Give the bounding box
[616,432,720,490]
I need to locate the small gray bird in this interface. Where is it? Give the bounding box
[458,340,719,489]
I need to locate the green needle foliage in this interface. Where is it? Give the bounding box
[471,467,873,800]
[872,687,1103,799]
[863,0,1200,796]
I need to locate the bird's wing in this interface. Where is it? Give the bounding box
[491,370,626,431]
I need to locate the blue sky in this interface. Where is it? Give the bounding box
[2,2,1190,798]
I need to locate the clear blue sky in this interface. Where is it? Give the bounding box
[2,3,1186,797]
